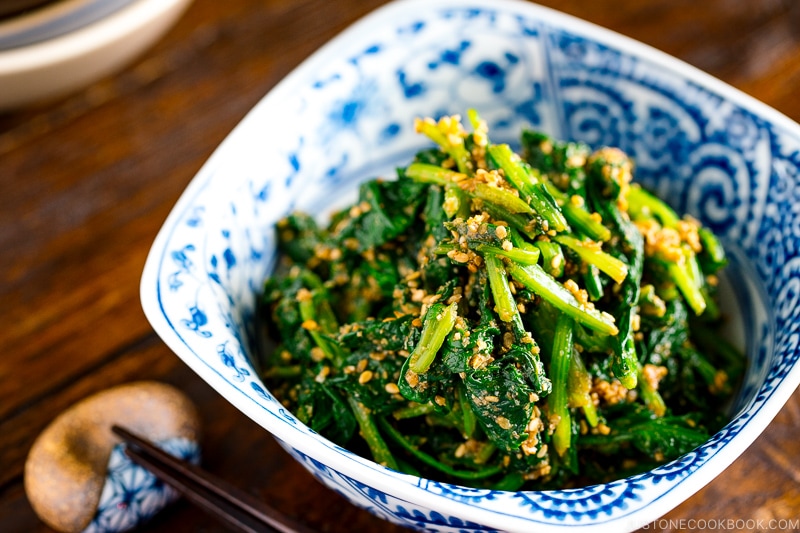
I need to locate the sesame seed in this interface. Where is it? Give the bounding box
[315,366,330,383]
[310,347,326,362]
[454,443,467,458]
[301,319,319,331]
[537,444,549,458]
[296,288,313,302]
[369,351,386,361]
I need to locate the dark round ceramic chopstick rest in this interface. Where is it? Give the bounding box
[24,381,202,532]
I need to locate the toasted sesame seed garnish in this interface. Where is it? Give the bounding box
[315,366,330,383]
[536,444,549,458]
[454,443,468,458]
[710,370,729,394]
[677,217,702,252]
[631,312,641,332]
[642,364,668,390]
[469,352,493,370]
[405,270,422,281]
[422,293,442,305]
[310,347,326,362]
[447,249,472,263]
[301,319,319,331]
[502,332,514,349]
[521,432,540,455]
[592,377,629,405]
[446,292,463,305]
[523,463,552,481]
[296,288,313,302]
[411,288,426,302]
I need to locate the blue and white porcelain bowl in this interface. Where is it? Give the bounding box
[140,0,800,531]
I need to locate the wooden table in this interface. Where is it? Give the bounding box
[2,1,799,531]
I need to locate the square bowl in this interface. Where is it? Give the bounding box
[140,0,800,531]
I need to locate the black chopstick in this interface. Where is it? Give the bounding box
[111,425,316,533]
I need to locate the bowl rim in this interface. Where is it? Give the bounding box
[140,0,800,530]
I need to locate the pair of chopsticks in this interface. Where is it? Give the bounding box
[111,425,316,533]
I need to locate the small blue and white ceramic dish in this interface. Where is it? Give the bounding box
[140,0,800,531]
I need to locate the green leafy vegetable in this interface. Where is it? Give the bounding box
[258,111,744,489]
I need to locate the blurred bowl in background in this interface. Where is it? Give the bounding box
[0,0,59,20]
[0,0,193,111]
[0,0,139,51]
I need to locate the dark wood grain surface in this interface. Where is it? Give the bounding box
[2,1,799,531]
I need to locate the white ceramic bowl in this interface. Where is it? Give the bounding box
[140,0,800,531]
[0,0,192,111]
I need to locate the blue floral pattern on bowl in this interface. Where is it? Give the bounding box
[140,0,800,531]
[84,438,200,533]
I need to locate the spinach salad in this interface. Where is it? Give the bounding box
[256,111,744,490]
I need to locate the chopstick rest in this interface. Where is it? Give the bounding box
[112,425,316,533]
[24,381,201,533]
